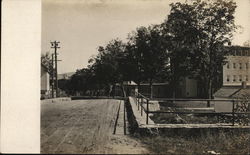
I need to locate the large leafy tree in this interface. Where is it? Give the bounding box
[127,25,170,98]
[41,52,54,75]
[142,25,169,98]
[126,26,149,89]
[165,0,237,98]
[90,39,127,97]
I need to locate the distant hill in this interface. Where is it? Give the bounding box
[58,72,75,80]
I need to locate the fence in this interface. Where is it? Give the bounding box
[134,92,250,126]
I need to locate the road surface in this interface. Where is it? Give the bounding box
[41,99,149,154]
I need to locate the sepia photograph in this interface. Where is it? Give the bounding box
[39,0,250,154]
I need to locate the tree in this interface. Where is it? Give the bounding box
[127,25,170,98]
[165,0,237,98]
[90,39,127,97]
[126,27,148,93]
[41,52,53,75]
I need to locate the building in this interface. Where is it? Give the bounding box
[176,77,198,98]
[174,46,250,99]
[123,81,138,96]
[223,46,250,86]
[214,46,250,99]
[41,64,50,99]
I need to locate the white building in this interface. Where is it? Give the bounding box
[223,46,250,86]
[41,64,50,98]
[214,46,250,99]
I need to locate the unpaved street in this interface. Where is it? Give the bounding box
[41,99,149,154]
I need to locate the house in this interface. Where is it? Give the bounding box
[41,64,50,99]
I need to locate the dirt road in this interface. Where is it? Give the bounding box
[41,99,149,154]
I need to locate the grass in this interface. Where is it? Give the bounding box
[150,106,221,124]
[138,130,250,154]
[150,101,235,124]
[137,101,250,154]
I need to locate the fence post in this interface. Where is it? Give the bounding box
[141,98,143,116]
[136,96,138,105]
[124,100,126,135]
[138,97,140,110]
[232,100,235,126]
[146,99,149,124]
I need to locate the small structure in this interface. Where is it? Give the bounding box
[123,81,138,96]
[176,77,198,98]
[41,64,50,99]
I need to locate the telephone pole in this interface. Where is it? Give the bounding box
[52,54,54,98]
[51,41,60,97]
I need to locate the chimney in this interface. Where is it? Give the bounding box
[242,81,247,89]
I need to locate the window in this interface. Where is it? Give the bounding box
[246,75,248,81]
[227,75,230,82]
[227,63,230,69]
[239,75,242,81]
[246,63,249,69]
[239,63,242,69]
[233,63,236,69]
[233,75,236,82]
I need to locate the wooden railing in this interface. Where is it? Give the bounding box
[134,92,250,126]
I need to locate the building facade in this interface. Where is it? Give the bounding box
[223,46,250,86]
[176,77,198,98]
[41,64,50,98]
[214,46,250,99]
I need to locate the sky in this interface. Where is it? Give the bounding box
[42,0,250,74]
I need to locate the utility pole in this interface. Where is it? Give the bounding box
[51,41,60,97]
[51,54,54,98]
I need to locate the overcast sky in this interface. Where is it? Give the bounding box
[42,0,250,74]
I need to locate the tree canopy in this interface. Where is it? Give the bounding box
[60,0,237,99]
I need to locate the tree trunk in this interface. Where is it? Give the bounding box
[112,84,115,98]
[149,79,153,99]
[207,78,212,99]
[172,80,176,104]
[170,58,176,100]
[108,84,112,97]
